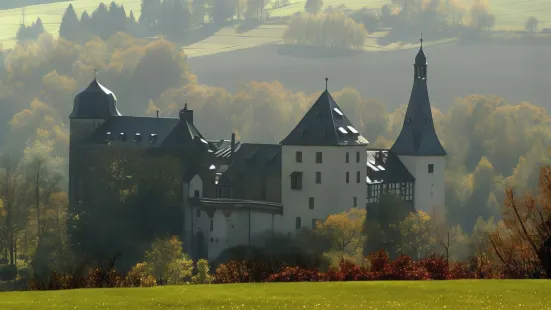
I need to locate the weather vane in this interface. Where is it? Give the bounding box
[420,33,423,47]
[325,77,328,90]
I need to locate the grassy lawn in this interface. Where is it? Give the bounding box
[1,280,551,309]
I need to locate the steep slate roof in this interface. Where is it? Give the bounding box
[70,79,121,119]
[280,89,368,146]
[216,143,281,186]
[87,114,214,152]
[390,45,447,156]
[366,150,415,184]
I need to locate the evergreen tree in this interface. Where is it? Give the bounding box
[128,9,137,24]
[90,3,111,40]
[139,0,161,30]
[211,0,237,23]
[59,4,81,41]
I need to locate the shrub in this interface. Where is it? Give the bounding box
[420,254,450,280]
[125,262,157,287]
[192,259,213,284]
[368,250,390,272]
[283,12,367,49]
[85,267,123,288]
[381,255,430,280]
[167,258,193,284]
[266,266,324,282]
[214,261,251,284]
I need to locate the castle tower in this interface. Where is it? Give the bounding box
[278,78,369,234]
[390,36,447,212]
[68,77,121,210]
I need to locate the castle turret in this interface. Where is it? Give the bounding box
[279,78,369,234]
[390,36,446,212]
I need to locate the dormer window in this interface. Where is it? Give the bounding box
[149,133,157,143]
[135,133,142,142]
[119,133,125,141]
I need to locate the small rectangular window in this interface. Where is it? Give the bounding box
[296,151,302,163]
[309,197,314,209]
[315,172,321,184]
[428,164,434,174]
[194,190,200,198]
[316,152,322,164]
[291,172,303,190]
[356,171,361,183]
[353,197,357,208]
[296,217,301,230]
[346,172,349,183]
[346,152,349,163]
[356,151,360,163]
[209,219,214,232]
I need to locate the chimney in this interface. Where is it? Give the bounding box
[179,103,193,123]
[230,133,236,163]
[156,110,159,118]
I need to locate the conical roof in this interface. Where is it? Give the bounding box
[390,44,446,156]
[280,89,368,146]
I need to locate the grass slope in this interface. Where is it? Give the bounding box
[0,0,142,48]
[1,280,550,309]
[1,0,550,52]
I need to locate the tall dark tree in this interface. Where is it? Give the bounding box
[59,4,81,41]
[90,3,111,40]
[211,0,237,23]
[139,0,161,30]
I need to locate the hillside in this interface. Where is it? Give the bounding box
[188,42,551,111]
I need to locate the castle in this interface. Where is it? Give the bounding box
[68,40,446,261]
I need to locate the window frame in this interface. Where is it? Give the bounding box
[315,152,323,164]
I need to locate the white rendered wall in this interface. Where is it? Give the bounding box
[205,210,275,261]
[279,145,367,235]
[398,155,445,212]
[189,175,203,198]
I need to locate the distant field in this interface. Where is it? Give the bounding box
[1,280,551,310]
[0,0,550,53]
[0,0,142,48]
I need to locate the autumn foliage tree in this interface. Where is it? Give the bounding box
[284,12,367,50]
[490,163,551,278]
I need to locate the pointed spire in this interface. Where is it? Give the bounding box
[391,44,445,157]
[325,77,328,91]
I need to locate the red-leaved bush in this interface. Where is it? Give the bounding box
[420,254,450,280]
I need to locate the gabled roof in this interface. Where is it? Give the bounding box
[366,150,415,184]
[280,90,368,146]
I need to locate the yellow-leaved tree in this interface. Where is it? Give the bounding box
[316,208,366,265]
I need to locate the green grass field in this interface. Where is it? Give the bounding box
[0,0,549,53]
[1,281,551,310]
